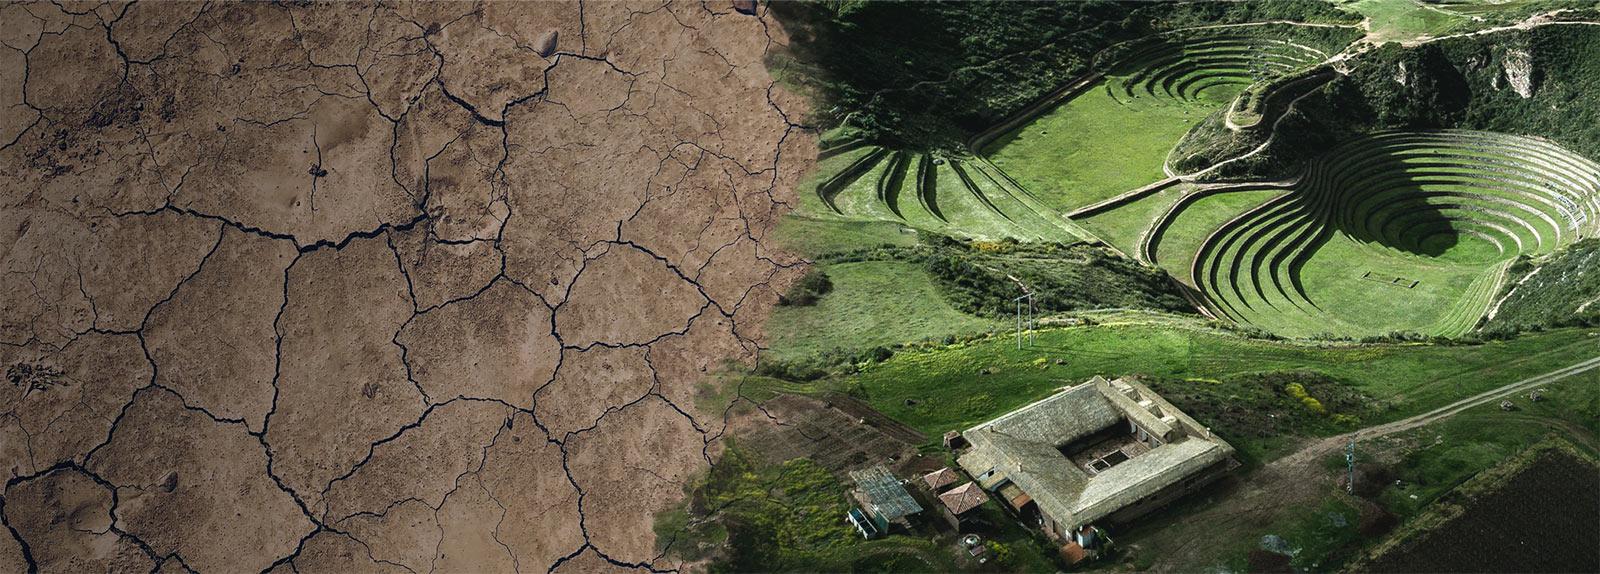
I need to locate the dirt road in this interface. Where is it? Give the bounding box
[1277,353,1600,468]
[1142,353,1600,571]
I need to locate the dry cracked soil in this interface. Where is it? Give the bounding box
[0,1,813,572]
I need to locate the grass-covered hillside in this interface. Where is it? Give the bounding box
[770,1,1139,150]
[765,232,1193,362]
[825,319,1600,458]
[983,24,1360,212]
[1483,238,1600,331]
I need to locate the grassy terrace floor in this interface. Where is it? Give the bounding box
[833,319,1600,440]
[773,215,920,257]
[1225,233,1503,338]
[1077,183,1187,256]
[981,81,1218,212]
[1337,0,1469,43]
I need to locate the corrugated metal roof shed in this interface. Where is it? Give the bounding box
[849,465,922,521]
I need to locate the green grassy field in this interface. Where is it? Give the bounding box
[774,215,921,257]
[1379,384,1600,517]
[836,320,1599,439]
[982,82,1212,212]
[1213,380,1600,571]
[766,260,1001,362]
[981,27,1338,213]
[1077,185,1187,256]
[799,146,1087,244]
[1231,233,1498,337]
[1337,0,1469,43]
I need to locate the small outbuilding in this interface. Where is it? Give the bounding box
[847,465,922,538]
[943,430,967,450]
[923,467,961,492]
[937,481,989,529]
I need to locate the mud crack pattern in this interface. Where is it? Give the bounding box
[0,1,812,572]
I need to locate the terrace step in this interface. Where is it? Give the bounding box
[1189,130,1600,337]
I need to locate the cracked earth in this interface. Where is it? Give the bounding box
[0,1,812,572]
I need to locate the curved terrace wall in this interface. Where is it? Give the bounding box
[1189,130,1600,335]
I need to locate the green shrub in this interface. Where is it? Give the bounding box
[1286,382,1309,401]
[780,269,834,306]
[920,238,1191,317]
[985,541,1014,568]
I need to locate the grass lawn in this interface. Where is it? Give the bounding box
[766,260,1001,362]
[796,148,1082,243]
[982,81,1222,212]
[774,215,921,257]
[927,161,1034,241]
[1337,0,1469,43]
[838,320,1599,439]
[1077,184,1187,257]
[1427,0,1540,17]
[1227,233,1507,338]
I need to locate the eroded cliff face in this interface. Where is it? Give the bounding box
[1501,46,1536,98]
[0,2,814,571]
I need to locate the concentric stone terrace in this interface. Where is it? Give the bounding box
[1192,130,1600,336]
[813,143,1084,242]
[1110,35,1326,104]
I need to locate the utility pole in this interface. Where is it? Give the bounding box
[1014,292,1035,350]
[1345,439,1356,495]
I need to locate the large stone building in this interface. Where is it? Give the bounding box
[956,376,1235,541]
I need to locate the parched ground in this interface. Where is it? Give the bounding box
[0,1,812,572]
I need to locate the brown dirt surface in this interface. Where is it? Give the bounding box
[86,389,315,573]
[729,393,924,474]
[0,1,812,572]
[2,468,154,572]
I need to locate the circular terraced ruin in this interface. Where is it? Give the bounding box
[1110,34,1326,103]
[1191,130,1600,336]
